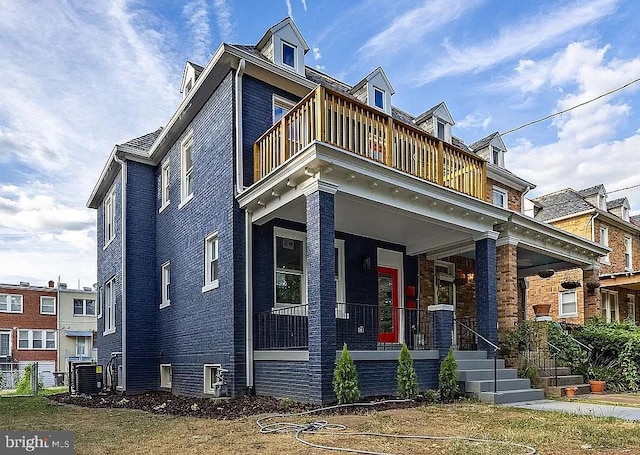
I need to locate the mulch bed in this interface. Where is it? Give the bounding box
[47,391,429,420]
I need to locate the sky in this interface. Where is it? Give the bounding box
[1,0,640,287]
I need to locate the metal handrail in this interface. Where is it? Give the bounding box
[455,318,499,393]
[456,319,498,351]
[546,341,561,387]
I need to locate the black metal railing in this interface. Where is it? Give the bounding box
[254,303,435,351]
[456,316,477,350]
[456,318,500,393]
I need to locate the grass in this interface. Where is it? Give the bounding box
[1,396,639,454]
[0,386,67,396]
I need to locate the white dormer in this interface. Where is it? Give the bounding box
[256,17,310,76]
[415,102,455,144]
[470,132,506,168]
[609,197,631,221]
[349,67,395,115]
[180,61,204,100]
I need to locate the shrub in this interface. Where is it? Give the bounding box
[0,370,5,390]
[15,364,43,395]
[421,389,439,403]
[438,350,458,401]
[333,343,360,404]
[397,343,418,399]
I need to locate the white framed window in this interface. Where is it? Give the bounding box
[335,239,348,319]
[160,364,172,388]
[492,147,500,165]
[161,261,171,308]
[160,161,170,211]
[623,206,630,221]
[628,295,636,323]
[601,289,619,323]
[273,95,296,124]
[274,227,306,307]
[74,299,96,316]
[17,330,56,350]
[180,132,194,206]
[625,235,633,271]
[104,189,115,247]
[0,331,10,357]
[437,120,446,140]
[76,337,88,357]
[0,294,23,313]
[97,286,103,319]
[40,296,56,315]
[373,87,384,110]
[558,290,578,318]
[203,364,222,395]
[599,226,609,264]
[104,277,116,335]
[282,41,296,68]
[203,233,219,293]
[492,187,508,208]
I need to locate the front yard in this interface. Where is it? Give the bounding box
[1,395,639,454]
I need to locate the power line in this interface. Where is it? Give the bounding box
[501,77,640,136]
[607,183,640,195]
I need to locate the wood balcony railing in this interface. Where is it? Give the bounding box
[254,86,487,199]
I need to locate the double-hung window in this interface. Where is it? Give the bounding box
[181,133,194,204]
[628,295,636,324]
[624,235,633,270]
[104,277,116,334]
[282,41,296,69]
[74,299,96,316]
[601,289,619,323]
[599,227,609,264]
[203,233,219,292]
[274,228,306,307]
[492,188,508,208]
[0,332,10,356]
[104,190,115,246]
[0,294,23,313]
[40,296,55,315]
[161,262,170,308]
[273,95,296,124]
[558,290,578,318]
[160,161,170,211]
[17,330,56,350]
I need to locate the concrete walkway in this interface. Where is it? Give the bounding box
[505,399,640,422]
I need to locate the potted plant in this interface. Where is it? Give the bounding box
[537,269,555,279]
[565,386,578,397]
[561,280,581,290]
[587,366,606,394]
[532,303,552,317]
[585,281,600,294]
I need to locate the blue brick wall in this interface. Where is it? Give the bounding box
[254,361,309,401]
[155,71,242,397]
[475,237,498,351]
[95,172,123,378]
[355,359,439,397]
[242,76,301,187]
[431,309,454,359]
[125,161,158,393]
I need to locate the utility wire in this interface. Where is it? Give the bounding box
[501,77,640,136]
[607,183,640,195]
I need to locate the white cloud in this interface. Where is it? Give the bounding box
[312,46,322,60]
[301,0,308,11]
[358,0,482,60]
[418,0,618,84]
[213,0,233,41]
[457,112,492,130]
[183,0,211,64]
[285,0,293,17]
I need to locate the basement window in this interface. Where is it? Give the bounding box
[204,364,223,395]
[160,364,172,388]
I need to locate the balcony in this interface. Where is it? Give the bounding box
[254,86,486,200]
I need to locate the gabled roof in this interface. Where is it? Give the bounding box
[631,215,640,227]
[415,102,454,125]
[120,128,163,153]
[532,188,594,221]
[577,184,605,197]
[469,132,505,152]
[256,17,310,53]
[180,61,204,94]
[349,66,395,95]
[607,198,628,209]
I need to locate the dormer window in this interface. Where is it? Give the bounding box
[623,206,630,222]
[282,41,296,69]
[437,120,446,140]
[374,88,384,109]
[185,79,193,97]
[492,147,500,165]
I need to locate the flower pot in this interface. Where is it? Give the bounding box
[532,303,552,317]
[585,281,600,294]
[589,380,605,394]
[537,269,555,279]
[561,280,581,290]
[565,387,577,397]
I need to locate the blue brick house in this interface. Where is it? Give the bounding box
[88,18,608,403]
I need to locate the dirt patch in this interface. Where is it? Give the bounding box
[47,392,430,420]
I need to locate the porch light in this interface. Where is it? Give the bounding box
[465,271,475,284]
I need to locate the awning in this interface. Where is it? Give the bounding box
[65,331,94,337]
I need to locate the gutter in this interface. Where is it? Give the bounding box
[235,58,246,195]
[113,153,127,392]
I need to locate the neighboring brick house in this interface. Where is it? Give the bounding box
[87,17,606,403]
[0,281,58,387]
[526,184,639,324]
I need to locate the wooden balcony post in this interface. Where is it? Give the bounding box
[315,86,326,142]
[280,117,288,163]
[437,141,444,186]
[386,116,393,167]
[481,161,488,199]
[253,143,260,182]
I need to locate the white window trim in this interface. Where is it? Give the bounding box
[558,290,578,318]
[281,40,296,69]
[628,295,636,323]
[602,289,619,323]
[274,227,307,308]
[492,187,509,209]
[180,131,194,207]
[0,293,24,313]
[160,364,172,388]
[103,188,116,250]
[73,298,96,317]
[272,94,296,124]
[103,277,116,335]
[202,232,220,293]
[159,160,170,213]
[203,364,222,395]
[599,227,610,264]
[373,87,385,110]
[624,235,633,271]
[0,331,11,357]
[97,286,103,319]
[17,329,57,350]
[335,239,348,319]
[161,261,171,308]
[40,296,56,315]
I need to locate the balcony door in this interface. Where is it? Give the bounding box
[378,266,399,343]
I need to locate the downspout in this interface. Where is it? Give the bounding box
[235,58,246,195]
[521,186,531,215]
[245,210,254,393]
[114,154,127,392]
[587,213,598,242]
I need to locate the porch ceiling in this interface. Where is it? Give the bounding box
[600,272,640,290]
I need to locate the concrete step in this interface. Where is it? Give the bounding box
[465,378,533,393]
[453,350,488,360]
[479,388,545,405]
[456,359,505,370]
[458,368,518,382]
[537,367,571,377]
[535,375,585,388]
[544,384,591,398]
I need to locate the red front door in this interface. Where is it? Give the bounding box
[378,266,399,343]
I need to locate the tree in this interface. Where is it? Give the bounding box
[397,343,418,399]
[333,343,360,404]
[439,350,458,401]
